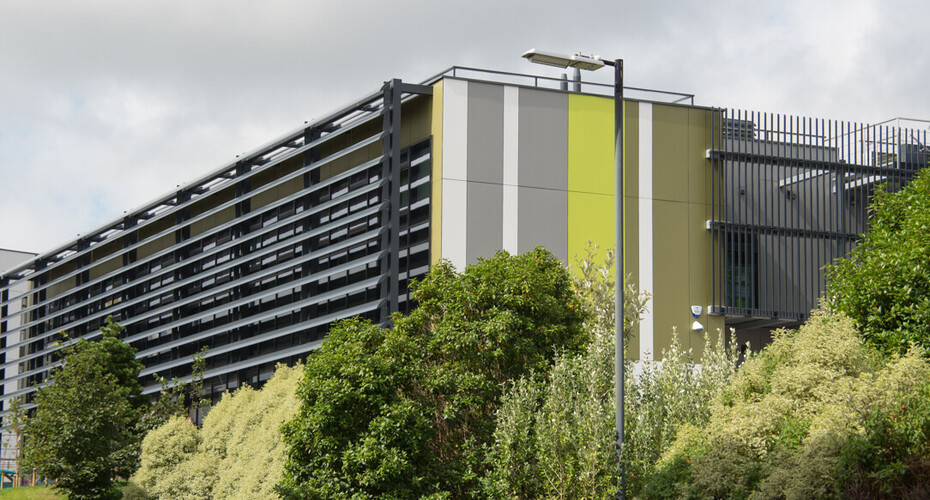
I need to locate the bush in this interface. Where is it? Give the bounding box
[279,248,587,499]
[643,310,930,499]
[485,248,739,499]
[130,363,302,499]
[24,317,144,500]
[827,168,930,356]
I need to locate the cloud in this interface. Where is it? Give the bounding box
[1,0,928,252]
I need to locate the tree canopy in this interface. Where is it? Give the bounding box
[24,317,144,500]
[126,363,303,500]
[278,248,587,499]
[828,169,930,355]
[641,311,930,499]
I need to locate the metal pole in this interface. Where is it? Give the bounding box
[613,58,625,500]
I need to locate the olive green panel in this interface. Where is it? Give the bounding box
[47,260,76,282]
[648,104,720,357]
[430,81,443,266]
[46,261,77,299]
[190,205,237,239]
[650,199,692,352]
[651,106,691,204]
[400,95,432,147]
[47,279,73,300]
[317,94,431,184]
[687,107,724,357]
[88,251,123,280]
[318,114,382,182]
[138,216,176,242]
[136,233,177,260]
[623,101,641,359]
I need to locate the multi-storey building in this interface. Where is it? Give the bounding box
[0,67,926,446]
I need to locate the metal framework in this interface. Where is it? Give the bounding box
[709,110,929,324]
[0,80,432,412]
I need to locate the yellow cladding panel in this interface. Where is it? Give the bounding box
[567,93,614,264]
[430,80,443,265]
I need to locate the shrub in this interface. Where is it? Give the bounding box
[130,363,302,499]
[643,310,930,499]
[279,248,587,499]
[485,247,739,499]
[827,168,930,356]
[24,317,144,500]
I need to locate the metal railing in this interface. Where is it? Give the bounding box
[421,66,695,105]
[708,109,929,321]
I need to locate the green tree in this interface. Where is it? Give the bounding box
[129,363,303,500]
[279,248,587,499]
[827,169,930,356]
[138,346,210,431]
[641,310,930,499]
[485,247,738,499]
[23,316,144,500]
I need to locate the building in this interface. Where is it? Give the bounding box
[1,66,927,436]
[0,248,38,468]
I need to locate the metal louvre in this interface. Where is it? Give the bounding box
[709,110,929,323]
[0,80,433,412]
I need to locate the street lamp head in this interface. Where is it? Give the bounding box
[522,48,573,68]
[522,48,606,71]
[569,53,606,71]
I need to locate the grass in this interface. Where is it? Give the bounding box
[0,486,64,499]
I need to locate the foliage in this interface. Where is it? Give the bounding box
[129,363,302,500]
[625,330,740,494]
[827,168,930,356]
[138,346,210,432]
[23,317,144,500]
[279,248,587,499]
[0,485,64,499]
[570,243,649,344]
[485,247,739,498]
[839,368,930,498]
[642,310,930,499]
[3,395,27,477]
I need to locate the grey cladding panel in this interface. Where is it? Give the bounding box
[466,82,504,184]
[518,89,567,191]
[466,182,504,263]
[517,186,567,261]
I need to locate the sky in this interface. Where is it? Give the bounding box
[1,0,928,256]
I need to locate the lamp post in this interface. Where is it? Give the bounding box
[522,49,625,499]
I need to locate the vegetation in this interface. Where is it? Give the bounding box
[0,485,64,499]
[279,248,586,499]
[23,317,144,500]
[641,310,930,499]
[486,247,740,498]
[828,168,930,356]
[138,346,210,432]
[128,363,303,499]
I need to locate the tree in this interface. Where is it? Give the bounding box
[485,248,738,499]
[641,310,930,499]
[128,363,303,500]
[828,169,930,356]
[138,346,210,431]
[23,316,144,500]
[279,248,587,499]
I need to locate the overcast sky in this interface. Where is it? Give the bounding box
[1,0,928,256]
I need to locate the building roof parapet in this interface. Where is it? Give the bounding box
[421,65,695,105]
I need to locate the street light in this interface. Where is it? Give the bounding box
[523,48,626,499]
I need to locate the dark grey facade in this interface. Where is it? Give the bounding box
[0,80,433,418]
[709,112,929,334]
